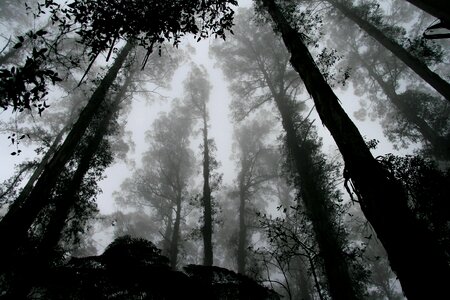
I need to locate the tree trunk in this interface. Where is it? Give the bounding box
[404,0,450,24]
[273,93,358,300]
[170,194,182,269]
[0,41,133,267]
[202,109,213,266]
[38,69,132,263]
[237,171,247,274]
[260,0,450,298]
[327,0,450,102]
[361,58,450,160]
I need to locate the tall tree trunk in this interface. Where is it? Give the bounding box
[404,0,450,24]
[260,0,450,298]
[327,0,450,102]
[249,25,357,298]
[202,109,213,266]
[274,93,358,300]
[170,194,182,269]
[360,58,450,160]
[0,41,133,267]
[237,171,247,274]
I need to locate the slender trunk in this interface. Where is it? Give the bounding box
[0,42,133,266]
[274,93,358,300]
[327,0,450,102]
[170,195,182,269]
[237,172,246,274]
[202,109,213,266]
[361,59,450,159]
[261,0,450,298]
[404,0,450,24]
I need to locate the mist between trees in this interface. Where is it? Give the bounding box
[0,0,449,299]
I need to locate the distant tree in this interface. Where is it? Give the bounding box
[183,65,221,266]
[324,0,450,102]
[232,116,278,274]
[330,23,450,160]
[256,0,450,298]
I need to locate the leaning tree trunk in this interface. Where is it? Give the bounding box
[250,32,357,298]
[38,68,133,262]
[201,108,213,267]
[274,93,358,300]
[404,0,450,24]
[260,0,450,298]
[360,58,450,160]
[6,74,130,300]
[0,41,134,268]
[327,0,450,102]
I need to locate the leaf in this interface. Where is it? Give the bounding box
[11,152,16,155]
[13,42,23,49]
[35,29,48,36]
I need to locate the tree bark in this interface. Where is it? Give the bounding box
[0,41,133,267]
[327,0,450,102]
[202,109,213,266]
[404,0,450,24]
[260,0,450,298]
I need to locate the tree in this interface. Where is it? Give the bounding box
[257,0,450,298]
[325,0,450,102]
[232,116,278,274]
[138,103,195,269]
[182,65,220,266]
[330,22,450,160]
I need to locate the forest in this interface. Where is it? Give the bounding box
[0,0,449,299]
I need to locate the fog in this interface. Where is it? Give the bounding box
[0,0,449,299]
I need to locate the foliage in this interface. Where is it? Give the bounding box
[378,154,450,255]
[37,236,279,299]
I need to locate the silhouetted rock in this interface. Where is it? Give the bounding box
[37,236,279,299]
